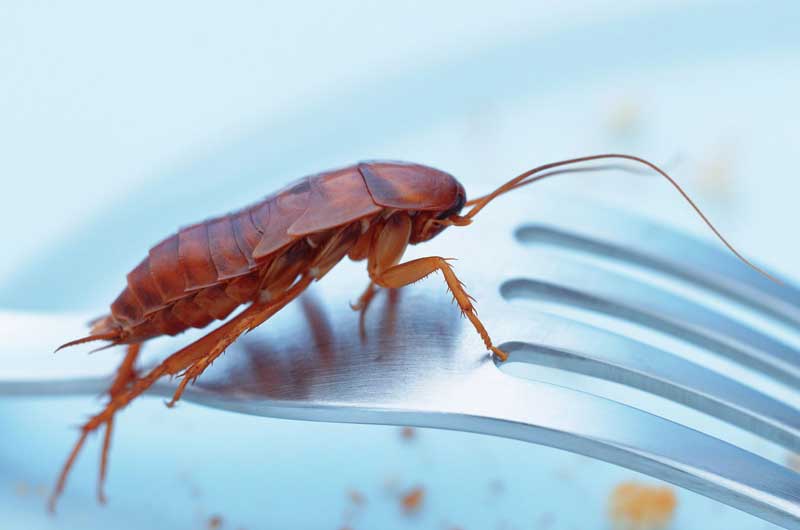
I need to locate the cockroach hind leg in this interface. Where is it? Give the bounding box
[50,277,313,511]
[97,418,114,504]
[49,406,119,513]
[168,276,315,408]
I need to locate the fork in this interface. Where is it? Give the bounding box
[1,193,799,528]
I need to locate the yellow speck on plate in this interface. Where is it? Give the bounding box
[608,481,677,530]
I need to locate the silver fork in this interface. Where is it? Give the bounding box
[1,193,799,528]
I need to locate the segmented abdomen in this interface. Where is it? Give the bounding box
[109,207,269,339]
[106,164,381,341]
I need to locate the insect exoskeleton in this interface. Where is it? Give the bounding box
[50,154,775,511]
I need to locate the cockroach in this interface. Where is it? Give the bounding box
[49,153,776,511]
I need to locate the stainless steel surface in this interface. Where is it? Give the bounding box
[1,193,799,528]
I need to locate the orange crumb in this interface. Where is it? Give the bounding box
[13,482,29,497]
[401,486,425,514]
[608,481,676,529]
[348,489,366,506]
[400,426,416,440]
[208,515,223,530]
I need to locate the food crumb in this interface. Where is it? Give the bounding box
[400,426,416,440]
[348,489,366,506]
[695,144,736,201]
[207,515,223,530]
[608,481,677,530]
[13,482,29,497]
[606,99,643,139]
[401,486,425,514]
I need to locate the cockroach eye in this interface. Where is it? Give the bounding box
[436,191,466,220]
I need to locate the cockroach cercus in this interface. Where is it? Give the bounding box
[49,153,777,511]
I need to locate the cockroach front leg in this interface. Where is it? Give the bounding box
[366,213,507,360]
[372,256,508,361]
[350,281,379,337]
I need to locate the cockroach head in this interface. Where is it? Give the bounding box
[412,182,469,243]
[436,183,467,221]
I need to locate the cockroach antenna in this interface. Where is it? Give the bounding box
[462,153,781,285]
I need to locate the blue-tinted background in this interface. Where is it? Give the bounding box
[1,1,799,528]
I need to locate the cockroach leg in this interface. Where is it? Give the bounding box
[167,274,314,406]
[374,256,508,361]
[108,343,141,399]
[97,417,113,504]
[50,277,313,512]
[350,281,379,339]
[94,343,140,503]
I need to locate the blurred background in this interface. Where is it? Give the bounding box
[1,1,798,528]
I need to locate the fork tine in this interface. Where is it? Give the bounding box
[501,257,800,387]
[453,368,800,530]
[515,200,800,328]
[493,304,800,451]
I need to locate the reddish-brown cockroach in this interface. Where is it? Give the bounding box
[49,153,776,511]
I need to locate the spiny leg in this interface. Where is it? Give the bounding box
[350,281,379,338]
[49,276,312,512]
[375,256,508,361]
[97,417,113,504]
[50,345,179,512]
[166,275,313,406]
[99,342,140,504]
[107,343,140,400]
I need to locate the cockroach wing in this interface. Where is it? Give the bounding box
[252,177,312,259]
[288,166,381,236]
[358,161,460,211]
